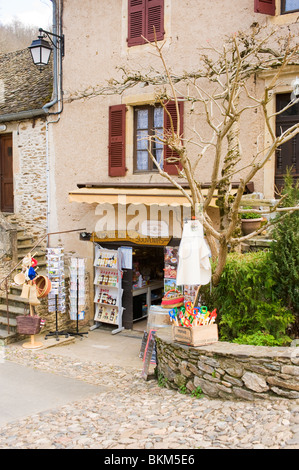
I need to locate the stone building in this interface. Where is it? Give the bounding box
[0,48,53,239]
[0,48,53,341]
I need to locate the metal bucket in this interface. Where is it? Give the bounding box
[147,304,171,331]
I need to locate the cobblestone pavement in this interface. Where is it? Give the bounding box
[0,344,299,450]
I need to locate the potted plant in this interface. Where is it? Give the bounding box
[240,207,263,235]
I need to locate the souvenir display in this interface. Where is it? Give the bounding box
[94,246,124,332]
[168,303,217,327]
[14,252,50,349]
[69,257,86,321]
[46,247,66,313]
[169,302,218,347]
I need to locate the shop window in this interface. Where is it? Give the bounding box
[134,105,164,172]
[128,0,164,47]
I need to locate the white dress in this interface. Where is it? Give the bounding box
[176,219,212,286]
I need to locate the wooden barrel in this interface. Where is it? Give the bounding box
[147,305,171,331]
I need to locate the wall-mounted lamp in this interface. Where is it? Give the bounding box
[29,28,64,70]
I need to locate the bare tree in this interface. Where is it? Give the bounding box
[0,19,38,53]
[67,25,299,286]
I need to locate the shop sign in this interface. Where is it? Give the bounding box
[91,229,171,246]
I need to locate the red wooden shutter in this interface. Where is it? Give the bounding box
[163,100,184,175]
[146,0,164,42]
[108,104,126,177]
[128,0,146,46]
[254,0,275,15]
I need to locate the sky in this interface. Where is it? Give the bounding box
[0,0,53,29]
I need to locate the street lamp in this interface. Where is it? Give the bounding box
[29,28,64,70]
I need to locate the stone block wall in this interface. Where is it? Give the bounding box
[155,328,299,400]
[13,118,48,240]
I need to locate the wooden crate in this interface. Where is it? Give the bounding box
[172,324,218,347]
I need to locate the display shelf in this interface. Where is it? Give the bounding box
[93,246,124,334]
[132,280,163,318]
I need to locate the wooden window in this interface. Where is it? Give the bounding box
[133,100,184,175]
[254,0,276,14]
[163,100,184,175]
[108,105,126,177]
[134,105,164,172]
[128,0,164,47]
[281,0,299,13]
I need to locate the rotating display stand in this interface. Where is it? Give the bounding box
[93,246,124,334]
[68,257,88,338]
[45,247,68,341]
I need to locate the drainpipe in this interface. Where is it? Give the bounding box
[43,0,63,115]
[44,0,64,239]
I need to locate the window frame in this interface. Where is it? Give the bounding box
[281,0,299,14]
[133,104,163,173]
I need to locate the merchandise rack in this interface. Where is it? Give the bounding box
[93,246,124,334]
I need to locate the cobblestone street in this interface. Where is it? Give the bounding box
[0,340,299,450]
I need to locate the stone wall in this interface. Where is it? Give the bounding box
[155,328,299,400]
[0,213,17,291]
[13,118,48,240]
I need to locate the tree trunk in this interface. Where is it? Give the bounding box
[217,117,241,231]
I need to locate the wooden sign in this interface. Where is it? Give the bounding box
[91,230,171,246]
[141,329,157,380]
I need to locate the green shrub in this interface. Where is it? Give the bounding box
[202,251,294,346]
[268,172,299,316]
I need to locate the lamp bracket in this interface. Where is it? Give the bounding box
[38,28,64,57]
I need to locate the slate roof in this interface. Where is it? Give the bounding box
[0,48,53,117]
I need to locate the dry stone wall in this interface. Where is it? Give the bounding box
[155,328,299,400]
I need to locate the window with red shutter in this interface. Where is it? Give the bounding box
[108,105,126,177]
[128,0,164,47]
[128,0,145,47]
[146,0,165,42]
[254,0,276,15]
[163,100,184,176]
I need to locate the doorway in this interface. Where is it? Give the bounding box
[0,134,14,213]
[275,94,299,195]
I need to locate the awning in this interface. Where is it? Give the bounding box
[68,186,223,207]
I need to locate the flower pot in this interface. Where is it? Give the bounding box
[241,218,263,235]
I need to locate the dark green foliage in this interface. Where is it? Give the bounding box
[202,251,294,346]
[268,172,299,315]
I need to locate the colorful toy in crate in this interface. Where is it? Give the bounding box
[168,302,217,328]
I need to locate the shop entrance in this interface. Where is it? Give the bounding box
[131,246,164,330]
[94,242,167,331]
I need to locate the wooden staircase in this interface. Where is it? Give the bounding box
[0,226,47,344]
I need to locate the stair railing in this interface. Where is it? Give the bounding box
[0,228,86,335]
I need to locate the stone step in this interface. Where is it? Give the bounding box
[18,250,45,260]
[0,292,30,308]
[0,303,26,317]
[0,315,17,328]
[0,327,17,343]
